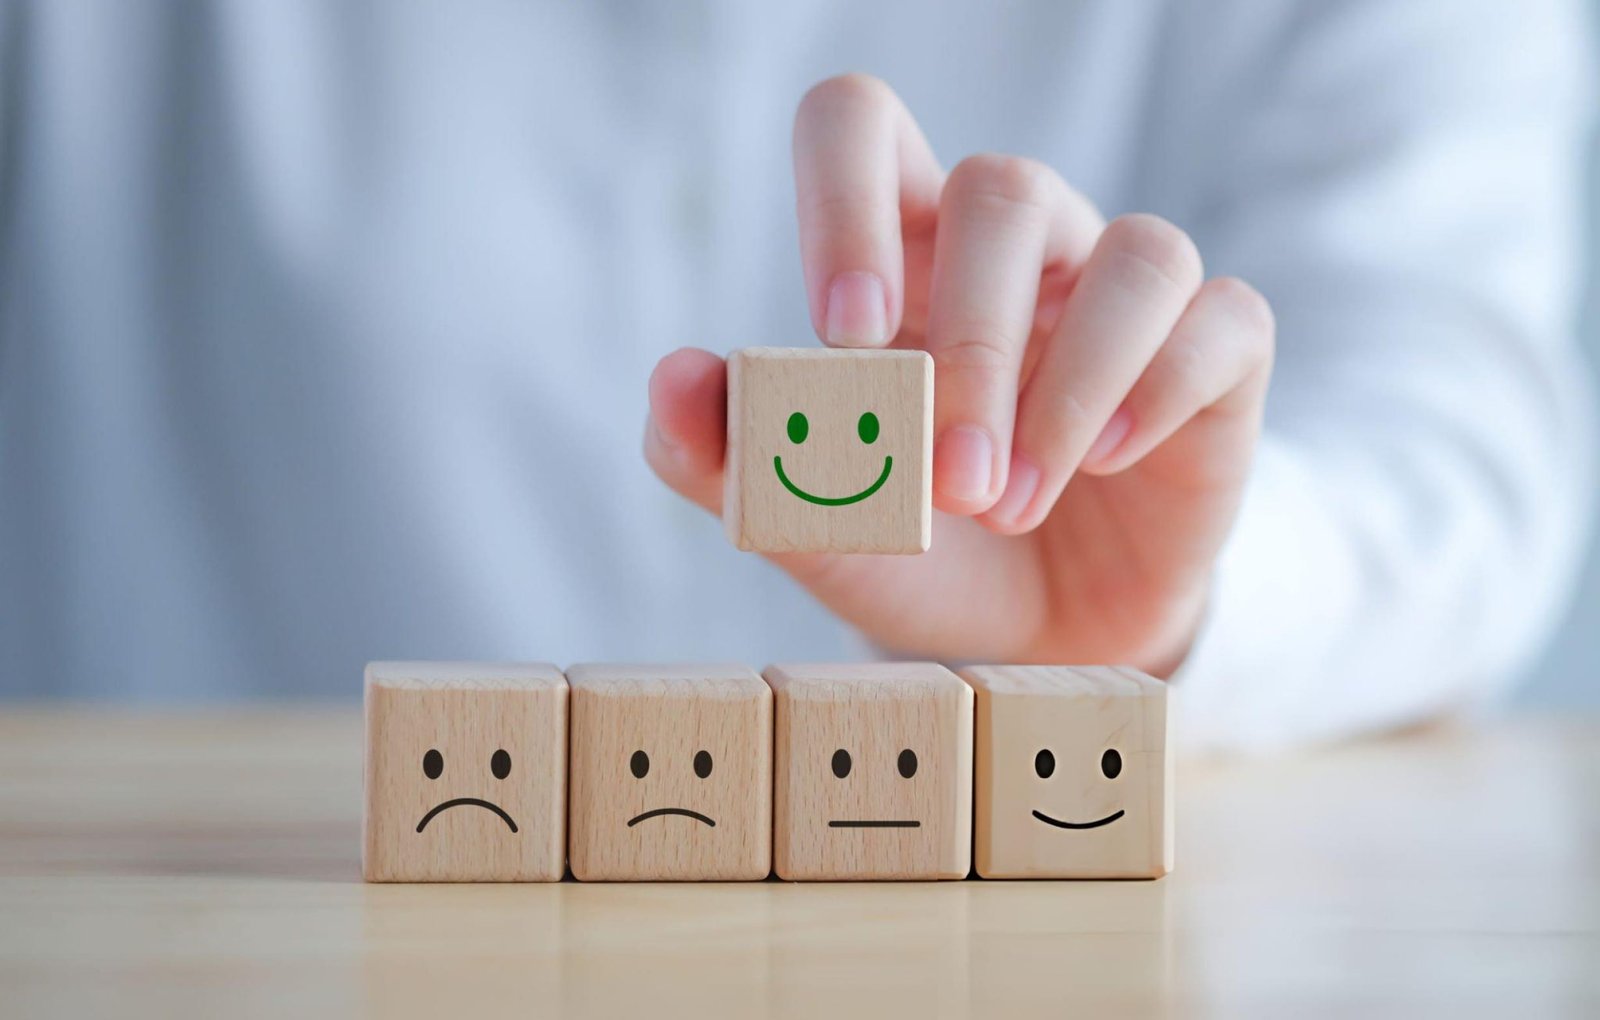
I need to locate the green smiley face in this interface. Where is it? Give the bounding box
[773,410,893,506]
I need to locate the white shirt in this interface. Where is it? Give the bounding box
[1,0,1592,751]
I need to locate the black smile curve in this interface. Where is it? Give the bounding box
[828,820,921,828]
[628,807,716,827]
[416,798,519,833]
[1031,808,1124,830]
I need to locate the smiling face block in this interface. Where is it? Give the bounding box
[363,662,568,882]
[962,665,1172,879]
[566,664,772,881]
[766,663,972,880]
[724,348,932,554]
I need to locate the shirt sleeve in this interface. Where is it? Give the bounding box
[1161,0,1598,752]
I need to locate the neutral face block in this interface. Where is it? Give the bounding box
[724,347,932,554]
[766,663,972,880]
[363,662,568,882]
[567,664,772,881]
[962,665,1173,879]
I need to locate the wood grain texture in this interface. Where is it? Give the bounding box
[567,664,772,881]
[765,662,972,880]
[363,662,567,882]
[724,347,932,554]
[962,665,1172,879]
[5,710,1599,1016]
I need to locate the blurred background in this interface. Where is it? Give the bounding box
[0,2,1595,720]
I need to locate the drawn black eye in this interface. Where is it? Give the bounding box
[422,749,443,779]
[694,750,713,778]
[831,749,852,778]
[490,749,511,779]
[1034,749,1055,779]
[630,750,650,778]
[897,749,918,778]
[1101,748,1123,779]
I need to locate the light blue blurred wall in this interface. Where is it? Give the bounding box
[1520,117,1600,706]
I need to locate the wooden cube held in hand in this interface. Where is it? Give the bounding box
[766,662,972,880]
[567,664,772,881]
[363,662,568,882]
[962,665,1173,879]
[724,347,933,554]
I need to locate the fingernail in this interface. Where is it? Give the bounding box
[1083,408,1133,470]
[987,454,1041,529]
[825,271,888,347]
[934,425,995,503]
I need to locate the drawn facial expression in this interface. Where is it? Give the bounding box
[725,349,932,554]
[966,665,1171,879]
[1029,746,1127,829]
[566,666,772,881]
[769,663,972,881]
[774,408,891,505]
[414,746,518,833]
[364,664,568,883]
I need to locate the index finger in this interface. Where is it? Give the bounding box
[793,74,943,348]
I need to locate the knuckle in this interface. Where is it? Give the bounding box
[1206,276,1276,342]
[934,331,1020,383]
[1101,214,1203,294]
[799,72,899,118]
[946,153,1059,213]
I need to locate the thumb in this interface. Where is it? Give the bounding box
[644,347,729,513]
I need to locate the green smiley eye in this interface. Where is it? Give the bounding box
[787,411,809,444]
[857,412,879,444]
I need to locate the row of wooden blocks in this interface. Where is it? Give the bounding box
[364,662,1172,882]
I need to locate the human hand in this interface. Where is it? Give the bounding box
[646,75,1274,676]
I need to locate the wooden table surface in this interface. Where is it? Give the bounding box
[1,709,1596,1018]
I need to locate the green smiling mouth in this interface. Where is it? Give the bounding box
[773,455,893,506]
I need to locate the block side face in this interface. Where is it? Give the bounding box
[724,350,750,548]
[365,661,567,691]
[569,685,772,881]
[725,348,931,554]
[771,672,970,880]
[976,690,1165,879]
[364,684,566,882]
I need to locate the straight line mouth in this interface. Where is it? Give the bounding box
[416,798,519,833]
[828,820,921,828]
[628,807,716,827]
[1032,809,1124,830]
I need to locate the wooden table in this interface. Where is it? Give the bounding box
[1,710,1596,1017]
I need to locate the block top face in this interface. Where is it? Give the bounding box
[366,661,566,691]
[766,662,972,879]
[763,661,963,701]
[725,347,932,554]
[962,664,1166,753]
[564,662,768,700]
[566,664,771,880]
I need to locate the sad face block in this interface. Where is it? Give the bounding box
[766,663,972,880]
[566,664,772,881]
[724,347,933,554]
[363,662,568,882]
[961,665,1173,879]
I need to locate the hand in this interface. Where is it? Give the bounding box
[645,74,1274,676]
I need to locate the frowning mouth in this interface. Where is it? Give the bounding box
[1031,809,1124,830]
[628,807,716,827]
[416,798,519,833]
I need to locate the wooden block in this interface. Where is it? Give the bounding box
[567,663,772,881]
[961,665,1173,879]
[765,662,972,880]
[363,662,568,882]
[724,347,932,554]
